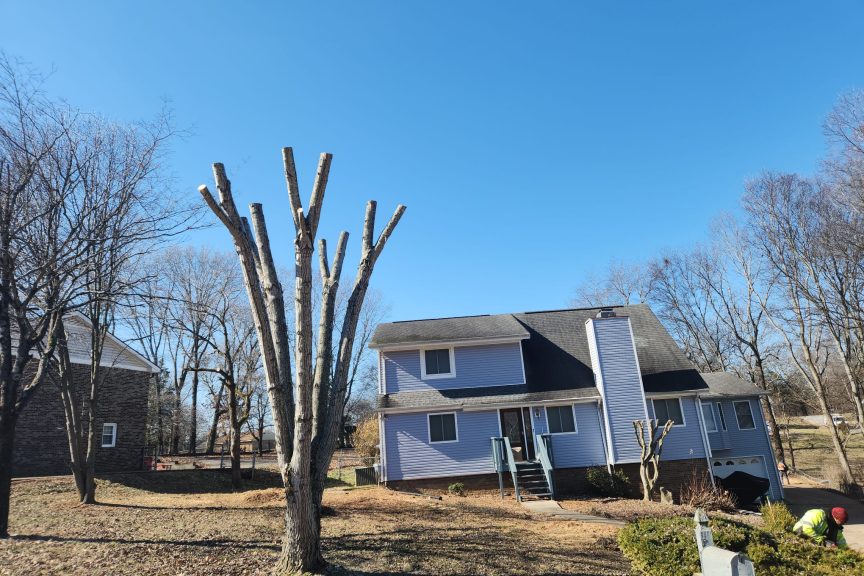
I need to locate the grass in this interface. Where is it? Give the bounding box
[0,470,628,575]
[783,418,864,481]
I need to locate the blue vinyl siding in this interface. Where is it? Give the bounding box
[382,410,500,481]
[709,397,783,500]
[588,318,648,463]
[533,402,607,468]
[646,397,707,461]
[383,342,524,393]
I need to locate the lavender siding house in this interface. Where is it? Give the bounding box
[372,305,783,502]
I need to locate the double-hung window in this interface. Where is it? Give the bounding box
[428,413,457,443]
[101,423,117,448]
[546,405,577,434]
[652,398,685,426]
[734,400,756,430]
[421,348,455,379]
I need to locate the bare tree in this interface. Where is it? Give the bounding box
[572,261,654,307]
[633,418,674,501]
[199,148,404,573]
[744,173,855,484]
[246,380,271,455]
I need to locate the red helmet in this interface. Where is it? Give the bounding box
[832,507,849,525]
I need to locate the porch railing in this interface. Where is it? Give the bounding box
[491,436,520,501]
[535,433,556,499]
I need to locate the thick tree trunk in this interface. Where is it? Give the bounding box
[206,384,225,454]
[189,365,199,455]
[753,359,785,463]
[228,385,242,489]
[0,416,15,538]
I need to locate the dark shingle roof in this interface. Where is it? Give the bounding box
[376,304,721,411]
[370,314,529,348]
[699,372,766,398]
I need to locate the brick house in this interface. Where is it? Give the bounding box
[13,315,159,477]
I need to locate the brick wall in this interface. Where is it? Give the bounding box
[386,458,710,501]
[12,364,151,477]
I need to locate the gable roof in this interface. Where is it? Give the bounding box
[63,314,160,373]
[370,313,529,349]
[375,304,727,411]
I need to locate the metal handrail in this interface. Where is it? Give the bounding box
[490,436,521,501]
[536,433,556,499]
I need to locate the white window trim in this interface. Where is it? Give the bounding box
[101,423,117,448]
[419,347,456,380]
[427,412,458,444]
[700,401,718,433]
[544,404,578,435]
[733,400,756,430]
[651,397,687,427]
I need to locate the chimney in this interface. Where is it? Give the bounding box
[597,307,616,319]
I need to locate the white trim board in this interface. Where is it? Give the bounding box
[372,335,528,352]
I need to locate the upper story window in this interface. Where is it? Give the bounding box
[546,405,577,434]
[101,423,117,448]
[652,398,685,426]
[420,348,455,379]
[700,402,718,433]
[428,412,458,443]
[734,400,756,430]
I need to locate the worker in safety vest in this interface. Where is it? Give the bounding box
[793,507,849,549]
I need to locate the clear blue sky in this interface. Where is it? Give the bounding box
[3,2,862,322]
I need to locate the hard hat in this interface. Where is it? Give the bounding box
[832,507,849,525]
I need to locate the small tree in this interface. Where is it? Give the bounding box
[633,418,674,501]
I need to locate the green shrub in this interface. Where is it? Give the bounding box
[618,514,864,576]
[760,501,796,535]
[585,466,631,497]
[447,482,465,496]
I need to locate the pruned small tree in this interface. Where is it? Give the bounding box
[199,148,404,574]
[633,418,674,501]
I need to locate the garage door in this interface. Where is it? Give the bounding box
[711,455,769,479]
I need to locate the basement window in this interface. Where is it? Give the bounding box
[101,423,117,448]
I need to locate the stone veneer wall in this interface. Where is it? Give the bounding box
[12,364,152,477]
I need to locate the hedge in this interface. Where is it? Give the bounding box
[618,514,864,576]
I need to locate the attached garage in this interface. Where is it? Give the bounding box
[711,455,769,480]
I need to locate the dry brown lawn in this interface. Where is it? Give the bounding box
[0,470,628,576]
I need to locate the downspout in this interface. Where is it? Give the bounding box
[694,395,716,488]
[596,399,612,474]
[378,413,387,485]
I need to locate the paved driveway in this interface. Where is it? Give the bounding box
[785,485,864,551]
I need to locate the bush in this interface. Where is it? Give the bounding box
[353,417,379,466]
[760,501,796,535]
[585,466,631,497]
[618,514,864,576]
[448,482,465,496]
[679,470,737,512]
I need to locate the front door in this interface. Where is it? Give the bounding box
[500,408,535,462]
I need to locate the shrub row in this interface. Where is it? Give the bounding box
[618,505,864,576]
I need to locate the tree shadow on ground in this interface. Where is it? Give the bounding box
[10,533,279,550]
[99,469,283,495]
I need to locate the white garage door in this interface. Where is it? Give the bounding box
[711,455,769,479]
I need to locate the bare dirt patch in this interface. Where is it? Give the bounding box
[0,471,629,575]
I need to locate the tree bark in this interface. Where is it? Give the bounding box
[0,416,15,538]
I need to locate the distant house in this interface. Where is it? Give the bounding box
[371,304,783,502]
[13,315,160,477]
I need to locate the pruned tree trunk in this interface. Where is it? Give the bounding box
[633,419,674,501]
[200,148,404,574]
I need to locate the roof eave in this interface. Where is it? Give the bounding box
[370,334,529,351]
